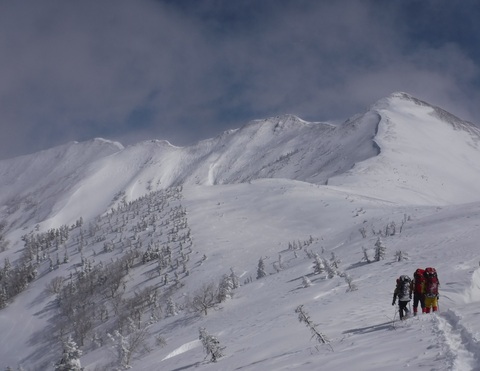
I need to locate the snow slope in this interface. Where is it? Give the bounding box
[329,92,480,205]
[1,92,480,370]
[1,113,380,230]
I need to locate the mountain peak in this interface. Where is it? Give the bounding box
[371,92,430,112]
[371,92,479,135]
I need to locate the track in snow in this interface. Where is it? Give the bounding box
[433,310,480,371]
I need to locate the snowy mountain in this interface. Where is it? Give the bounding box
[1,92,480,370]
[1,110,381,231]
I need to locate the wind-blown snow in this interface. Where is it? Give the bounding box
[1,92,480,370]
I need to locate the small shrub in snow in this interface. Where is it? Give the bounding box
[301,276,312,288]
[359,227,367,238]
[155,334,167,347]
[344,275,358,292]
[45,276,64,295]
[394,250,409,262]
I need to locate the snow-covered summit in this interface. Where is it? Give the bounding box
[328,92,480,205]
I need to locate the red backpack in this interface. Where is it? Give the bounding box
[424,267,439,297]
[413,268,425,293]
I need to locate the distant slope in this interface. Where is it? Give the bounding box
[329,92,480,205]
[0,114,380,231]
[2,92,480,232]
[0,138,123,230]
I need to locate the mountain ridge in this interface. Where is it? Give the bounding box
[2,92,480,233]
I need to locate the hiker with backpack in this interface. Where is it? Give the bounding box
[392,275,412,320]
[424,267,439,313]
[411,268,426,316]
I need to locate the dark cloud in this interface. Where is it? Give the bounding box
[0,0,479,159]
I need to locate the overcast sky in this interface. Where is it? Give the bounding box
[1,0,479,160]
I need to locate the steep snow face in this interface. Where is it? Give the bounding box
[183,113,379,186]
[328,93,480,205]
[0,139,123,230]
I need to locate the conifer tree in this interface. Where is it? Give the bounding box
[217,274,234,302]
[312,254,325,275]
[0,221,9,252]
[54,336,83,371]
[165,297,178,317]
[229,268,240,289]
[374,237,387,261]
[256,257,267,279]
[0,286,8,309]
[323,258,336,279]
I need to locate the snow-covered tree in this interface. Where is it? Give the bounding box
[229,267,240,289]
[0,221,9,252]
[199,327,225,363]
[217,274,234,302]
[323,258,337,279]
[165,297,178,317]
[256,257,267,279]
[54,336,83,371]
[312,253,325,275]
[107,320,150,369]
[273,254,285,272]
[301,276,312,288]
[386,221,396,236]
[374,237,387,261]
[394,250,409,262]
[0,286,7,309]
[295,305,332,350]
[45,276,64,295]
[189,282,219,315]
[361,246,372,263]
[344,275,358,292]
[330,252,341,269]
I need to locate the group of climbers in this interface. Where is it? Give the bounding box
[392,267,439,320]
